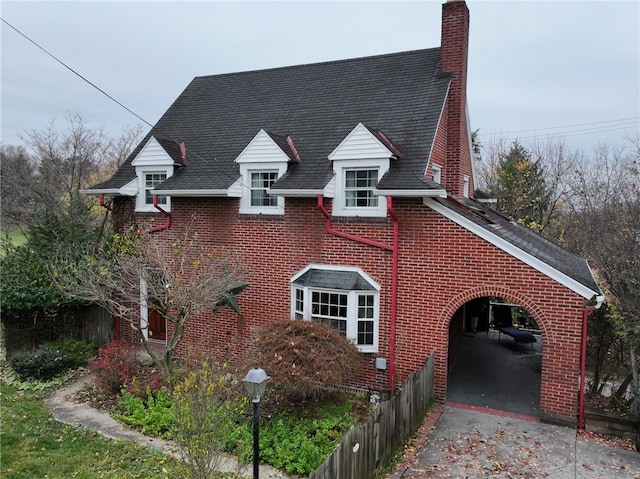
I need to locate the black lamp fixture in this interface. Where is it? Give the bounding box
[243,367,270,479]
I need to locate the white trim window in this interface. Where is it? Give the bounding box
[145,172,168,206]
[291,265,379,353]
[345,169,378,208]
[250,171,278,207]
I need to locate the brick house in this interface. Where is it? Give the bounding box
[87,0,602,425]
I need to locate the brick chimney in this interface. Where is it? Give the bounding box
[440,0,473,199]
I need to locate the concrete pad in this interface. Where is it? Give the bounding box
[394,406,640,479]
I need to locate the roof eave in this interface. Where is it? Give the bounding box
[153,189,239,197]
[424,197,602,300]
[268,188,326,197]
[375,188,447,198]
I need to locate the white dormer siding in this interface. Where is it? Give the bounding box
[131,137,175,212]
[235,129,289,215]
[328,123,393,218]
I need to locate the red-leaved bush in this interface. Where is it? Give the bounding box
[90,341,141,396]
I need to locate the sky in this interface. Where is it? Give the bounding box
[1,0,639,155]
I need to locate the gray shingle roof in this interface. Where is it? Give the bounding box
[433,196,601,294]
[293,269,376,291]
[89,48,448,193]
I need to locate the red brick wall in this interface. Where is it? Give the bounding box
[117,194,587,424]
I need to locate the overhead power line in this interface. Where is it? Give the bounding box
[478,117,639,144]
[1,17,241,184]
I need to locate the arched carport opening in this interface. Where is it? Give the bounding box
[446,296,543,418]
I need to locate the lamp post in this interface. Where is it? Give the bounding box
[243,367,270,479]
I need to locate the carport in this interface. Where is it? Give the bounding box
[447,328,542,419]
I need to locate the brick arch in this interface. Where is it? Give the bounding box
[435,285,553,343]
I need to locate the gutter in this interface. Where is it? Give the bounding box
[317,195,399,390]
[578,295,605,429]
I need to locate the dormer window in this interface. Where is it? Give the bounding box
[328,123,399,218]
[345,169,379,208]
[235,129,293,215]
[145,172,168,206]
[251,171,278,207]
[131,137,177,213]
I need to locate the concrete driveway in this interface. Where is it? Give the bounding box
[388,406,640,479]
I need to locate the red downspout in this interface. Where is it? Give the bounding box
[99,193,114,213]
[147,195,172,233]
[99,193,120,342]
[579,305,597,429]
[317,195,399,390]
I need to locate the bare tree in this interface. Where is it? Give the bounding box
[0,144,37,229]
[565,138,640,413]
[52,224,243,376]
[0,114,142,245]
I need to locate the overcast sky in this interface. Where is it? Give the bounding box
[1,0,639,154]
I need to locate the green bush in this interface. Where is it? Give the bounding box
[257,402,354,475]
[44,338,97,368]
[114,387,175,439]
[9,347,75,381]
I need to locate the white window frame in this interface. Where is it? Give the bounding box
[290,265,380,353]
[432,164,442,184]
[250,170,279,207]
[463,175,470,198]
[344,168,379,208]
[332,158,388,218]
[135,168,172,212]
[238,163,286,215]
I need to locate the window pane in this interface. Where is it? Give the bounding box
[344,169,378,208]
[250,172,277,207]
[311,290,348,337]
[294,288,304,318]
[145,173,167,205]
[357,321,374,345]
[358,294,375,318]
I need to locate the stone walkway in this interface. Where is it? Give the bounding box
[46,374,290,478]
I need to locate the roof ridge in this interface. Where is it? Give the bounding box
[192,47,440,81]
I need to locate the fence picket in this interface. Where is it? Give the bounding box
[309,350,435,479]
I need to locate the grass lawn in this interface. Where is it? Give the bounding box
[0,381,177,479]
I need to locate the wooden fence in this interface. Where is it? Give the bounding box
[2,304,114,357]
[309,350,436,479]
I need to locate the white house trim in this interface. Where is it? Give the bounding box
[328,123,394,161]
[374,188,447,198]
[329,124,395,218]
[235,130,290,215]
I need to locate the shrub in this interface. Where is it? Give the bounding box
[172,361,249,478]
[90,341,141,396]
[44,338,97,368]
[258,401,354,476]
[114,387,175,439]
[252,319,363,404]
[9,346,75,381]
